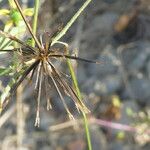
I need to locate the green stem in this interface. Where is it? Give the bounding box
[67,58,92,150]
[51,0,91,45]
[32,0,40,47]
[83,112,92,150]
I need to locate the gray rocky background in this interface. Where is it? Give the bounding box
[0,0,149,150]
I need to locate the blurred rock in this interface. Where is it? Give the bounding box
[40,111,56,130]
[119,42,150,73]
[146,60,150,79]
[118,100,139,124]
[124,78,150,102]
[66,139,85,150]
[80,12,118,57]
[104,0,117,4]
[110,141,142,150]
[86,45,120,77]
[94,75,122,95]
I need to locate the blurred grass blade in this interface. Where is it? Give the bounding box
[0,9,10,15]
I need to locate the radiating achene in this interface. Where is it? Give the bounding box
[0,0,99,127]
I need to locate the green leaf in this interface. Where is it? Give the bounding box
[0,9,10,15]
[23,8,34,16]
[10,9,22,26]
[25,37,32,46]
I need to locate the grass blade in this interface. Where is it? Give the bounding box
[51,0,92,45]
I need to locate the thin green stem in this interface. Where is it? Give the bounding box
[67,58,92,150]
[51,0,91,45]
[83,112,92,150]
[55,0,93,149]
[67,60,81,99]
[32,0,40,47]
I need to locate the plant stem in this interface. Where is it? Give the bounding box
[67,58,92,150]
[51,0,92,45]
[53,0,93,149]
[82,112,92,150]
[32,0,40,47]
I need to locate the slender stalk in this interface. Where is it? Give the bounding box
[32,0,40,47]
[51,0,92,45]
[67,58,92,150]
[83,112,92,150]
[52,0,93,148]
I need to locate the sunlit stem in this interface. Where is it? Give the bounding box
[51,0,92,45]
[67,55,92,150]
